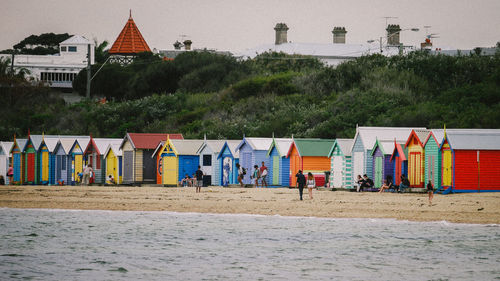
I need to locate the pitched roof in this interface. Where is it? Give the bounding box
[267,138,293,157]
[109,12,151,55]
[43,138,60,152]
[236,137,273,152]
[404,129,431,148]
[28,135,59,151]
[426,129,500,147]
[390,142,407,161]
[104,142,122,157]
[0,142,13,156]
[170,139,204,155]
[60,35,93,45]
[444,131,500,150]
[56,137,78,154]
[197,140,227,155]
[371,139,395,156]
[122,133,184,150]
[328,138,354,157]
[86,138,123,155]
[217,140,242,159]
[12,139,27,153]
[290,139,335,157]
[353,126,424,152]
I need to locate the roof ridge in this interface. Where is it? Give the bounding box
[109,13,151,55]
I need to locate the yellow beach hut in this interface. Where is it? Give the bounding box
[104,142,123,184]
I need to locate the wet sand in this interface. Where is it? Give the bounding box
[0,185,499,224]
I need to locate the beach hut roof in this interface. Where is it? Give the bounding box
[390,142,407,161]
[442,132,500,150]
[404,129,431,148]
[56,137,78,154]
[0,141,13,156]
[267,138,293,157]
[424,129,445,146]
[236,137,273,152]
[170,139,204,156]
[11,139,27,153]
[86,138,123,155]
[104,142,123,157]
[121,133,183,150]
[327,138,353,157]
[197,140,227,155]
[371,139,395,156]
[425,129,500,147]
[27,135,59,151]
[351,126,424,152]
[287,139,335,157]
[43,138,60,152]
[73,137,91,152]
[216,140,242,159]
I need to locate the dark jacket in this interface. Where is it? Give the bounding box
[296,173,306,186]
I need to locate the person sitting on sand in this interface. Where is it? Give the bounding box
[356,175,364,192]
[107,174,116,185]
[360,174,374,190]
[399,174,410,193]
[180,174,191,187]
[378,176,393,193]
[0,175,5,185]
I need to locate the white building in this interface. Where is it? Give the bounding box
[0,35,95,88]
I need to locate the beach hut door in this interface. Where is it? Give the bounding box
[272,156,279,185]
[353,152,363,186]
[332,156,343,188]
[442,150,452,186]
[374,157,383,188]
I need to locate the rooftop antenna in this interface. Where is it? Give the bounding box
[382,16,398,27]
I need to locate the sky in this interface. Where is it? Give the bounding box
[2,0,500,53]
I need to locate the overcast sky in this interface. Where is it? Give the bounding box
[2,0,500,52]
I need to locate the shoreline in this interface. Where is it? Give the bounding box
[1,185,499,224]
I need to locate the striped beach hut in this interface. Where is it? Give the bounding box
[153,139,204,186]
[440,130,500,193]
[197,139,227,186]
[104,143,123,184]
[423,129,444,189]
[35,135,59,185]
[216,141,241,186]
[266,138,293,187]
[120,133,183,185]
[0,141,13,184]
[10,138,27,185]
[405,129,431,188]
[328,138,354,188]
[390,142,408,186]
[370,139,396,187]
[84,138,123,184]
[68,137,90,185]
[53,137,74,185]
[350,127,421,187]
[287,139,335,187]
[235,138,273,185]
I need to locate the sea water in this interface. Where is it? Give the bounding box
[0,208,499,280]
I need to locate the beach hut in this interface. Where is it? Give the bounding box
[266,138,293,187]
[423,129,444,189]
[235,137,273,185]
[390,142,408,186]
[35,135,59,185]
[120,133,183,185]
[53,138,74,185]
[68,137,90,185]
[350,126,421,187]
[327,139,354,188]
[84,138,122,184]
[153,139,204,186]
[10,138,27,185]
[197,139,227,186]
[287,139,335,187]
[440,130,500,193]
[0,141,13,184]
[21,136,39,185]
[370,139,396,187]
[103,143,123,184]
[216,141,241,186]
[404,129,431,188]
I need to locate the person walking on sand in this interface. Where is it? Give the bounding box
[260,161,268,188]
[296,170,306,201]
[7,164,13,185]
[252,165,260,187]
[427,180,434,206]
[306,172,315,199]
[82,164,93,186]
[195,166,204,193]
[236,163,245,187]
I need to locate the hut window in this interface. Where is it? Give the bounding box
[61,46,67,52]
[68,46,77,52]
[203,155,212,166]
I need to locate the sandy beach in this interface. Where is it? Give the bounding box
[0,185,499,224]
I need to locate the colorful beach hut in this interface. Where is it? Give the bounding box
[287,139,335,187]
[440,130,500,193]
[266,138,293,187]
[84,138,122,184]
[104,143,123,184]
[370,139,396,187]
[0,141,13,184]
[423,129,444,189]
[53,138,74,185]
[68,137,90,184]
[197,139,227,186]
[328,138,354,188]
[21,136,39,185]
[350,127,421,187]
[153,139,204,186]
[390,142,408,186]
[120,133,183,185]
[235,137,273,185]
[216,141,241,186]
[405,129,431,188]
[10,138,27,185]
[35,135,59,185]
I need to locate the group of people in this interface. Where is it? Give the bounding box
[295,170,316,200]
[235,161,269,188]
[179,166,204,192]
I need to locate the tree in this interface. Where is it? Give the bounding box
[94,39,109,64]
[1,33,72,55]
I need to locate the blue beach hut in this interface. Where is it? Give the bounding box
[235,137,273,185]
[266,138,293,187]
[216,140,241,186]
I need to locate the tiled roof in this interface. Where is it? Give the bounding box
[109,12,151,55]
[124,133,183,150]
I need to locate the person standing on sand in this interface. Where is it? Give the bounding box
[82,164,93,186]
[236,163,244,187]
[252,165,260,187]
[259,161,268,188]
[306,172,315,199]
[296,170,306,201]
[195,166,204,193]
[427,180,434,206]
[7,164,13,185]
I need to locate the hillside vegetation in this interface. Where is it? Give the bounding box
[1,49,500,140]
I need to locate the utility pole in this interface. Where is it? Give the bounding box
[10,51,15,75]
[86,43,91,99]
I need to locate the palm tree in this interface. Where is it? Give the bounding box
[94,39,109,64]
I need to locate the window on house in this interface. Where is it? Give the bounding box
[68,46,77,52]
[203,155,212,166]
[61,46,67,52]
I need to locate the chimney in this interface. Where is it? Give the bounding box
[332,27,347,44]
[386,24,401,46]
[274,23,289,45]
[173,41,182,50]
[183,40,192,51]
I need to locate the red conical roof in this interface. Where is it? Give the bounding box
[109,11,151,55]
